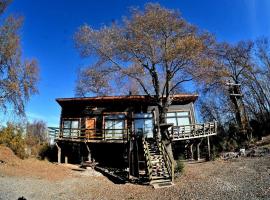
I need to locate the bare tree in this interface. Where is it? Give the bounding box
[74,3,215,128]
[26,120,48,144]
[0,0,39,116]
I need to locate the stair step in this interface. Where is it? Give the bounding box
[144,139,173,188]
[152,181,174,189]
[151,176,171,180]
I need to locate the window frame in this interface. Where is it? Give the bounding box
[61,118,81,137]
[165,110,192,127]
[103,112,127,139]
[133,113,154,138]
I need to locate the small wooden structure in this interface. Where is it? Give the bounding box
[49,94,217,186]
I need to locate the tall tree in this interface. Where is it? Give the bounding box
[217,42,253,136]
[198,41,260,141]
[74,3,215,129]
[0,0,39,116]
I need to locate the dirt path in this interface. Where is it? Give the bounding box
[0,145,270,200]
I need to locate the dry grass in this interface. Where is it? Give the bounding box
[0,145,72,181]
[0,145,270,200]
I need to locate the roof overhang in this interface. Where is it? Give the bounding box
[56,94,198,107]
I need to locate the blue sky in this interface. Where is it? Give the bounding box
[3,0,270,126]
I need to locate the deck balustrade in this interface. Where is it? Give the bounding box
[48,127,129,142]
[48,121,217,142]
[171,121,218,141]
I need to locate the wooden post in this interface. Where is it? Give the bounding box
[190,143,194,160]
[85,142,91,162]
[55,142,61,164]
[207,136,211,161]
[197,141,201,161]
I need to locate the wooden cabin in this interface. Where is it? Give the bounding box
[50,94,217,186]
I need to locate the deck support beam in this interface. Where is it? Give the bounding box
[85,142,91,162]
[190,143,194,160]
[207,136,211,161]
[65,156,68,164]
[197,139,202,161]
[56,142,61,164]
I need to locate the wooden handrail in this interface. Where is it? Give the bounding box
[158,140,174,182]
[48,127,129,141]
[142,138,152,180]
[171,121,217,141]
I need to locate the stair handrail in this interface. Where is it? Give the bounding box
[142,137,152,180]
[158,140,174,182]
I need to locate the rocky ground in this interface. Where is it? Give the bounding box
[0,145,269,200]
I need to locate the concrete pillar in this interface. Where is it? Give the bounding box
[56,142,61,164]
[65,156,68,164]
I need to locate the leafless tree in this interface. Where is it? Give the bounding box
[0,0,39,116]
[74,3,215,126]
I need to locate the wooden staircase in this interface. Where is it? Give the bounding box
[143,138,174,188]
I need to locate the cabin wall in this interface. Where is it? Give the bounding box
[59,102,196,131]
[57,101,197,165]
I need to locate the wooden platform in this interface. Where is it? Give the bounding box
[171,121,217,141]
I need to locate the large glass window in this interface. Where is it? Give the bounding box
[62,119,80,137]
[166,111,191,133]
[104,114,125,139]
[134,113,153,138]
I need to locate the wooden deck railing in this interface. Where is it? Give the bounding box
[158,140,174,182]
[171,121,217,141]
[48,127,129,141]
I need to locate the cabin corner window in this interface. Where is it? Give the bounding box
[62,119,80,137]
[104,114,125,139]
[166,111,191,126]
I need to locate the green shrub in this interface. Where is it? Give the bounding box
[174,159,184,175]
[38,143,51,160]
[0,123,27,159]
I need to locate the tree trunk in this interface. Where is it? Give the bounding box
[229,84,250,141]
[157,100,174,161]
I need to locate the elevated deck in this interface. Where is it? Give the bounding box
[171,121,218,141]
[48,128,129,143]
[49,121,217,143]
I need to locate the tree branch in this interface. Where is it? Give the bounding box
[169,78,192,93]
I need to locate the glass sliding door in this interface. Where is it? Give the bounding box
[134,113,153,138]
[104,114,125,139]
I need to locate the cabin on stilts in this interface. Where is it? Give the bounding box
[49,94,217,187]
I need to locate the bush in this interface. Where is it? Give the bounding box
[174,159,184,175]
[0,123,27,159]
[38,143,51,160]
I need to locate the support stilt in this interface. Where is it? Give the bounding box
[85,142,91,162]
[190,143,194,160]
[56,142,61,164]
[207,136,211,161]
[197,140,202,161]
[65,156,68,164]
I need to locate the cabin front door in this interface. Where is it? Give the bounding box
[134,113,154,138]
[85,118,96,139]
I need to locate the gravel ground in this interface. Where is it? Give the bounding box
[0,145,270,200]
